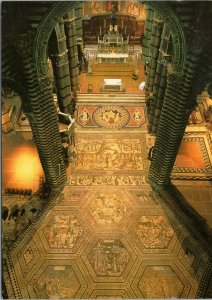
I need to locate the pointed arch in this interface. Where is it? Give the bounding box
[33,1,186,77]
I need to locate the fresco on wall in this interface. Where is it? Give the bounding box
[82,1,146,20]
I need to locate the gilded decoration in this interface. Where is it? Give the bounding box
[135,216,174,248]
[43,214,83,248]
[76,138,143,171]
[139,265,184,298]
[91,193,127,224]
[88,239,130,276]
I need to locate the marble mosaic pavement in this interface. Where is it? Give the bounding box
[4,186,212,299]
[3,102,212,299]
[76,104,146,129]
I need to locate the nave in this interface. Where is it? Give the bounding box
[3,95,212,299]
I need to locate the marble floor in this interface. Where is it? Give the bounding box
[3,97,212,299]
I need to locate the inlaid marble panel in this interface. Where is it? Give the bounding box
[172,133,212,180]
[90,193,127,224]
[139,265,184,298]
[69,175,146,185]
[31,265,80,299]
[77,105,145,129]
[76,138,143,171]
[88,239,130,276]
[43,214,83,249]
[135,216,174,249]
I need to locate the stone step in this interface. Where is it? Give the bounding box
[78,93,145,98]
[77,93,145,103]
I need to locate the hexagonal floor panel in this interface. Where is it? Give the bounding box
[3,128,212,298]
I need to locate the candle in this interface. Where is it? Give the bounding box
[100,26,102,35]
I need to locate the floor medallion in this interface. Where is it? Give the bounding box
[93,105,130,128]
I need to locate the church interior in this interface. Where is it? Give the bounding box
[1,1,212,298]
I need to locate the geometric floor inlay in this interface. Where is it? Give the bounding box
[173,133,212,179]
[3,103,212,299]
[77,104,145,129]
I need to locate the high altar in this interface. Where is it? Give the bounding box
[97,21,129,63]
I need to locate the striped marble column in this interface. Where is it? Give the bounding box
[75,4,83,37]
[17,39,67,190]
[145,16,164,133]
[142,8,154,64]
[64,10,80,91]
[148,25,170,133]
[148,48,203,187]
[50,20,73,114]
[145,17,164,95]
